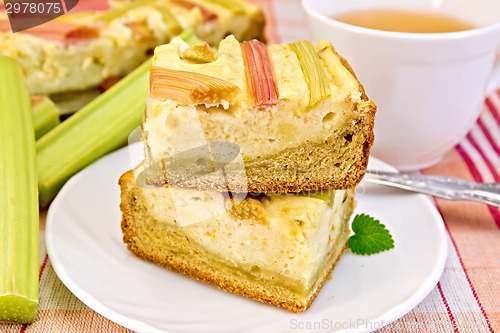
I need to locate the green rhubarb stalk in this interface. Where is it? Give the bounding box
[0,56,39,324]
[31,96,60,140]
[288,40,331,108]
[36,58,152,207]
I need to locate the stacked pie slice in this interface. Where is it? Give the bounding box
[119,35,376,312]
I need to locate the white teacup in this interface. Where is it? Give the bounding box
[302,0,500,170]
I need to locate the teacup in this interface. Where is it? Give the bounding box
[302,0,500,170]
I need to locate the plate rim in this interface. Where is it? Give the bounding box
[45,143,448,333]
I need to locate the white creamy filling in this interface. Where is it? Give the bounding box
[144,98,356,162]
[144,104,208,159]
[140,187,351,288]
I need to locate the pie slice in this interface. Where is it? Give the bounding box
[119,170,355,312]
[0,0,265,96]
[142,36,376,193]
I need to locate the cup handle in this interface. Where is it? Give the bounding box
[486,50,500,95]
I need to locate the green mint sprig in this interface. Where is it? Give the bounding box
[348,214,394,255]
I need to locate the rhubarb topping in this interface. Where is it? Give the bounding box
[149,66,241,106]
[64,25,100,41]
[172,0,217,21]
[183,43,217,63]
[288,40,331,108]
[19,21,99,43]
[241,40,279,108]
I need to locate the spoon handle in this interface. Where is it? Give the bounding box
[364,170,500,207]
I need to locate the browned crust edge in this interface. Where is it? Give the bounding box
[119,170,349,313]
[333,45,377,174]
[157,163,370,194]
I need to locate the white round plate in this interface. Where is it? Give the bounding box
[46,143,447,333]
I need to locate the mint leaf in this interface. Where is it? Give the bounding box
[348,214,394,255]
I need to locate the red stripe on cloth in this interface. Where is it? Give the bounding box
[455,143,500,229]
[437,282,460,333]
[455,144,484,181]
[39,254,49,281]
[486,203,500,229]
[485,98,500,128]
[434,198,495,333]
[465,133,500,181]
[477,118,500,158]
[21,254,50,329]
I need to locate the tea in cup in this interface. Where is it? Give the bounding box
[302,0,500,170]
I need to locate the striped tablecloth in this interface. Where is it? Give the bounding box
[2,0,499,332]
